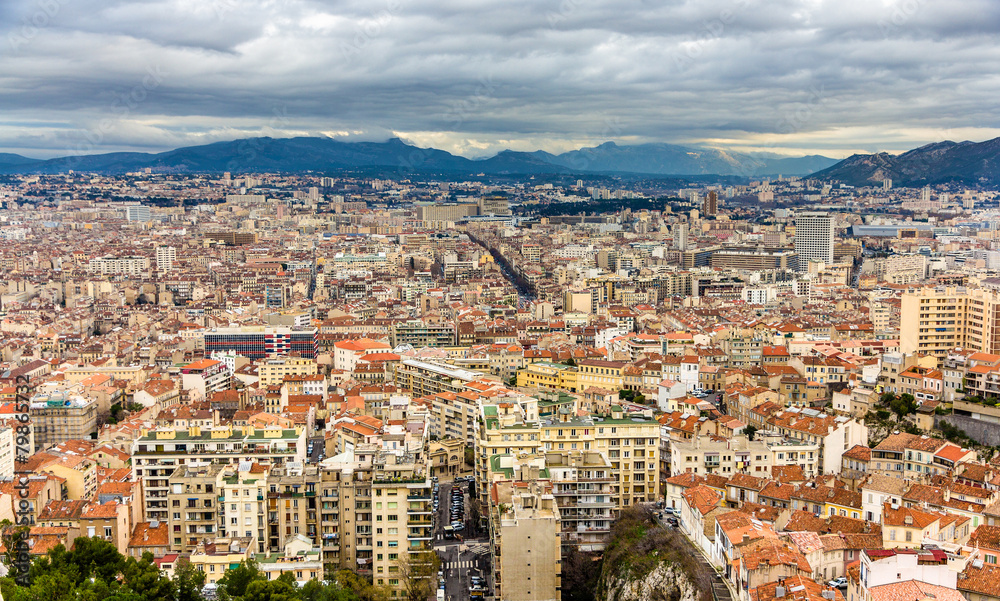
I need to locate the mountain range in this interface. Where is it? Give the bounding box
[811,137,1000,187]
[0,137,837,178]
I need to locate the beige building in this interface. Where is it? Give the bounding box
[257,356,318,387]
[901,286,1000,357]
[29,391,99,450]
[490,480,562,601]
[168,463,225,554]
[189,536,256,584]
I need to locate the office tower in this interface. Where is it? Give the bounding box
[125,205,151,222]
[703,190,718,216]
[674,222,689,251]
[156,246,176,272]
[921,186,932,202]
[794,212,834,266]
[883,179,892,190]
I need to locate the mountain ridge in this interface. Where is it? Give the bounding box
[810,136,1000,186]
[0,136,836,177]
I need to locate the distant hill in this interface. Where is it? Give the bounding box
[0,136,836,177]
[811,137,1000,186]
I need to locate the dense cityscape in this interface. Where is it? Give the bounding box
[0,168,999,601]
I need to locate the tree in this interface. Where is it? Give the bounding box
[396,550,441,601]
[121,552,175,601]
[890,394,917,420]
[563,357,577,367]
[242,573,299,601]
[560,547,598,601]
[217,558,264,599]
[879,392,896,406]
[172,557,206,601]
[744,425,758,441]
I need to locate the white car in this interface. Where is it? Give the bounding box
[828,577,848,589]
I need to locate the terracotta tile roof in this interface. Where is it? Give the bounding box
[772,465,808,483]
[683,484,724,516]
[970,524,1000,550]
[740,537,812,572]
[750,575,843,601]
[842,445,872,462]
[868,580,964,601]
[958,563,1000,599]
[783,510,880,535]
[881,503,941,529]
[129,521,169,548]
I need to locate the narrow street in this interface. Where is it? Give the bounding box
[656,512,734,601]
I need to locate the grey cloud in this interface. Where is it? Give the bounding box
[2,0,1000,159]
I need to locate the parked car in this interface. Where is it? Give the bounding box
[828,577,848,589]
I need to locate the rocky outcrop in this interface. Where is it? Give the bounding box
[598,560,701,601]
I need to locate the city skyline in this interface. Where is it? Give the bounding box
[3,0,1000,160]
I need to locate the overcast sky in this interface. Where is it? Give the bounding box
[3,0,1000,159]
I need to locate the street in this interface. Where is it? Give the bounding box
[655,511,733,601]
[434,479,492,600]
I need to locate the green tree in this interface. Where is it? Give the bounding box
[121,552,175,601]
[890,394,917,420]
[217,559,264,599]
[396,550,441,601]
[242,573,299,601]
[879,392,896,406]
[172,557,206,601]
[563,357,577,367]
[744,425,758,441]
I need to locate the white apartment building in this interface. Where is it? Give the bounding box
[88,255,151,276]
[794,212,834,266]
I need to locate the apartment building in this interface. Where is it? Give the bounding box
[88,255,150,275]
[220,463,270,553]
[670,431,822,478]
[167,463,224,553]
[489,480,562,601]
[576,359,626,392]
[131,424,307,522]
[258,356,318,387]
[476,398,543,505]
[901,286,1000,357]
[390,322,456,347]
[189,536,256,585]
[544,450,614,552]
[540,406,660,508]
[180,358,232,400]
[29,390,99,450]
[517,361,580,393]
[395,359,484,397]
